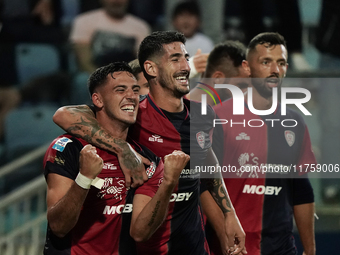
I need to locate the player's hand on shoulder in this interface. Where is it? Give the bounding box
[79,145,103,179]
[117,145,149,189]
[163,150,190,185]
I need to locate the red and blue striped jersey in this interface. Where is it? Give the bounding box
[211,99,315,255]
[43,134,163,255]
[126,95,214,255]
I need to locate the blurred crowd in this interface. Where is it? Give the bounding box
[0,0,339,164]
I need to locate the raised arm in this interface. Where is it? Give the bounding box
[130,151,190,242]
[53,105,148,188]
[47,145,103,237]
[204,147,247,255]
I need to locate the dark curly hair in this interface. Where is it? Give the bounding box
[88,62,134,95]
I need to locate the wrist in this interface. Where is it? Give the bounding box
[75,173,104,189]
[113,138,130,156]
[161,177,178,189]
[75,172,93,189]
[303,248,316,255]
[224,208,236,217]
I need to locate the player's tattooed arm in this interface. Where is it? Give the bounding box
[206,176,232,213]
[204,148,233,213]
[204,148,247,254]
[53,105,149,188]
[53,105,124,152]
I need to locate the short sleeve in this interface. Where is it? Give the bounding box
[135,160,164,198]
[297,126,317,175]
[43,136,83,181]
[292,177,314,205]
[69,14,94,44]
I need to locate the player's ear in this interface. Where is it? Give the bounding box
[212,71,225,84]
[212,71,225,79]
[92,92,103,109]
[242,60,251,75]
[144,60,157,78]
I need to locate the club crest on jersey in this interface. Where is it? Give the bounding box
[196,131,206,149]
[146,161,156,178]
[285,130,295,147]
[52,137,72,152]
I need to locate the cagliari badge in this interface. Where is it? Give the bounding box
[284,130,295,147]
[196,131,205,149]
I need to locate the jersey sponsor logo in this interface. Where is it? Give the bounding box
[103,203,133,215]
[181,168,200,179]
[146,161,156,178]
[103,163,117,170]
[148,134,163,143]
[196,131,205,149]
[181,168,199,175]
[169,192,193,202]
[236,132,250,140]
[52,137,72,152]
[285,130,295,147]
[242,185,282,195]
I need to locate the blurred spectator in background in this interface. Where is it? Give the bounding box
[70,0,151,73]
[128,0,164,30]
[0,0,65,43]
[0,0,68,140]
[79,0,101,13]
[0,86,20,141]
[315,0,340,70]
[172,1,214,57]
[239,0,311,71]
[188,40,249,104]
[171,1,214,78]
[128,59,149,95]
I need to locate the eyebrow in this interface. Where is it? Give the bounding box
[114,84,141,89]
[169,53,189,59]
[114,85,127,89]
[261,57,286,62]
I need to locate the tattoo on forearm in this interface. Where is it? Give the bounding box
[96,138,113,149]
[114,139,143,178]
[66,114,121,153]
[148,201,161,226]
[66,107,144,173]
[207,178,231,213]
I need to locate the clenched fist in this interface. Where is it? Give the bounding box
[163,150,190,186]
[79,145,103,179]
